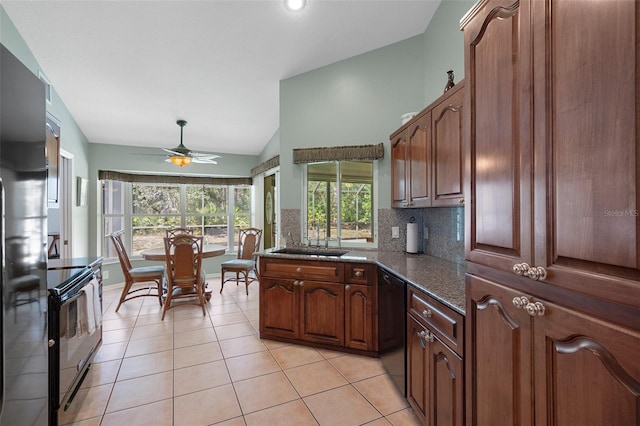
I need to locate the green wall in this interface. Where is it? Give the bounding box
[275,0,475,212]
[423,0,475,102]
[1,6,92,257]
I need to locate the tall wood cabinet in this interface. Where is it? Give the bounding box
[391,83,465,208]
[462,0,640,424]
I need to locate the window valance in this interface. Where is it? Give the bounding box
[292,142,384,164]
[251,155,280,177]
[98,170,252,186]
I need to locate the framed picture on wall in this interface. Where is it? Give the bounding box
[77,177,88,207]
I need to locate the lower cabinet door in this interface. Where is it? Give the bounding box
[408,314,464,426]
[533,299,640,426]
[260,278,299,339]
[466,275,533,426]
[407,314,429,423]
[430,336,463,426]
[299,281,345,346]
[345,284,373,351]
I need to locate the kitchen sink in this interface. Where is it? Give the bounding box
[272,247,348,257]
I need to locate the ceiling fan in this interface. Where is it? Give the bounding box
[163,120,221,167]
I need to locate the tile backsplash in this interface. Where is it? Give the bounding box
[379,206,465,265]
[280,206,465,265]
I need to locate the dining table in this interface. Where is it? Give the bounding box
[139,243,227,261]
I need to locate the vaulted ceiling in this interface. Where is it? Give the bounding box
[2,1,440,156]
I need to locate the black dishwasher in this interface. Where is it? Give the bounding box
[377,267,407,395]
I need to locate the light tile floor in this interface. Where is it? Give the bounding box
[60,276,420,426]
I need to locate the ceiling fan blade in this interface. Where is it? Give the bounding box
[192,153,221,159]
[162,147,187,156]
[192,157,218,164]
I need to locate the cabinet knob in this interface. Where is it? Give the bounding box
[512,296,530,309]
[298,280,304,287]
[419,330,434,343]
[293,280,299,286]
[48,339,56,348]
[459,197,464,204]
[296,267,302,273]
[513,263,547,281]
[525,301,546,317]
[512,263,530,276]
[422,309,432,318]
[355,270,363,277]
[345,284,351,291]
[525,266,547,281]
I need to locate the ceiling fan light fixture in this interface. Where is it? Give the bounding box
[285,0,306,12]
[170,155,192,167]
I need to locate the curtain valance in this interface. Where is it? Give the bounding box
[292,142,384,164]
[251,155,280,177]
[98,170,252,186]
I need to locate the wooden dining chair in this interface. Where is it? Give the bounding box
[220,228,262,295]
[109,230,165,312]
[162,234,206,320]
[165,227,194,238]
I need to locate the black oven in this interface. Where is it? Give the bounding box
[47,266,102,426]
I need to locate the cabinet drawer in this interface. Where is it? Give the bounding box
[260,258,344,282]
[345,263,374,285]
[407,286,464,356]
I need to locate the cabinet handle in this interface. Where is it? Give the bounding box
[354,270,363,277]
[525,301,546,317]
[296,267,302,273]
[417,330,427,349]
[512,296,530,309]
[345,284,351,291]
[422,309,432,318]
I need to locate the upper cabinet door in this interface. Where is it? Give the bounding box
[407,112,432,208]
[391,131,409,208]
[432,86,464,207]
[531,0,640,306]
[463,0,533,272]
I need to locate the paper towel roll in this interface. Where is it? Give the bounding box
[406,223,419,254]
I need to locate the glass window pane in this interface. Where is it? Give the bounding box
[132,184,180,215]
[131,227,165,255]
[340,161,373,242]
[234,187,251,213]
[205,227,228,246]
[306,160,374,244]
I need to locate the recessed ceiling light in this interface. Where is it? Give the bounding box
[285,0,306,12]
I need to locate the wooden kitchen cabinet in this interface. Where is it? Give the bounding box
[467,275,640,426]
[431,85,464,207]
[299,280,345,346]
[407,286,464,426]
[391,83,464,208]
[462,0,640,423]
[392,112,432,208]
[259,258,376,353]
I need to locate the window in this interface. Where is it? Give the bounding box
[102,181,252,258]
[305,160,375,246]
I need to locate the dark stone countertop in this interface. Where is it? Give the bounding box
[258,249,466,315]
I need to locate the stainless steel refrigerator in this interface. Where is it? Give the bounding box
[0,43,48,425]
